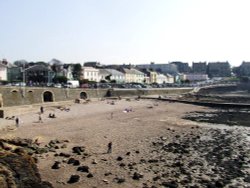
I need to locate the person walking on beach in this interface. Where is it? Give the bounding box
[107,142,112,154]
[38,114,43,123]
[40,106,44,114]
[15,117,19,127]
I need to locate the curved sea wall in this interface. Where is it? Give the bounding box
[0,87,193,107]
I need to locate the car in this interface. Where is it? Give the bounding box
[54,83,62,88]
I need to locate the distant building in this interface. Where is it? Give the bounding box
[138,68,157,84]
[119,68,145,83]
[0,61,8,81]
[180,74,208,82]
[81,66,99,82]
[207,62,231,78]
[84,62,103,68]
[105,69,125,83]
[99,69,111,82]
[170,61,191,73]
[156,74,168,84]
[192,62,207,74]
[165,74,175,84]
[7,64,22,82]
[25,64,54,84]
[238,61,250,77]
[63,64,74,80]
[136,62,178,75]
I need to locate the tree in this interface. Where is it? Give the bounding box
[14,60,28,68]
[72,63,82,80]
[53,75,68,83]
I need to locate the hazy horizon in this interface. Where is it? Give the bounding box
[1,0,250,66]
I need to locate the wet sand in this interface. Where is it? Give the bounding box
[0,99,249,188]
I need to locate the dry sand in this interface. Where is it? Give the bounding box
[0,98,249,188]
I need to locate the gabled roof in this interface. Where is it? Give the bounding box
[122,68,144,75]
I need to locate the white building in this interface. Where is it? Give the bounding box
[121,68,145,83]
[156,74,167,84]
[81,66,99,82]
[165,74,175,84]
[180,74,208,82]
[0,62,8,81]
[105,69,125,83]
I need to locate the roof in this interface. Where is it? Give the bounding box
[105,69,124,76]
[122,68,144,75]
[24,64,52,72]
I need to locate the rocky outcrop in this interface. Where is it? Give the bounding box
[0,138,53,188]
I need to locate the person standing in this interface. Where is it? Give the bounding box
[15,117,19,127]
[38,114,43,123]
[107,142,112,154]
[40,106,44,114]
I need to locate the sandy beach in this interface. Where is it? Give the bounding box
[0,98,249,188]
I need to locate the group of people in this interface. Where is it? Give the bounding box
[14,106,58,127]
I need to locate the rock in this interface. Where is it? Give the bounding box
[148,159,159,163]
[0,149,53,188]
[67,158,76,164]
[54,146,59,149]
[132,172,144,180]
[153,176,161,181]
[72,146,85,155]
[114,177,125,183]
[77,166,89,173]
[67,175,80,183]
[161,181,178,188]
[102,179,109,184]
[104,172,112,176]
[61,144,67,149]
[51,161,61,169]
[215,180,224,188]
[73,160,80,166]
[116,156,123,161]
[126,152,131,155]
[59,152,71,158]
[87,173,94,178]
[119,163,126,167]
[92,159,98,164]
[135,150,140,154]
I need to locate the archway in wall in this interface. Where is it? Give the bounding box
[80,92,87,99]
[43,91,54,102]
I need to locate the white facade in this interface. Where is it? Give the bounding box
[105,69,125,83]
[156,74,167,84]
[82,66,99,82]
[0,63,7,80]
[123,68,145,83]
[165,74,175,83]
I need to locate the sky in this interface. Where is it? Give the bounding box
[0,0,250,66]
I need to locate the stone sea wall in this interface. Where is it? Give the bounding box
[0,87,193,107]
